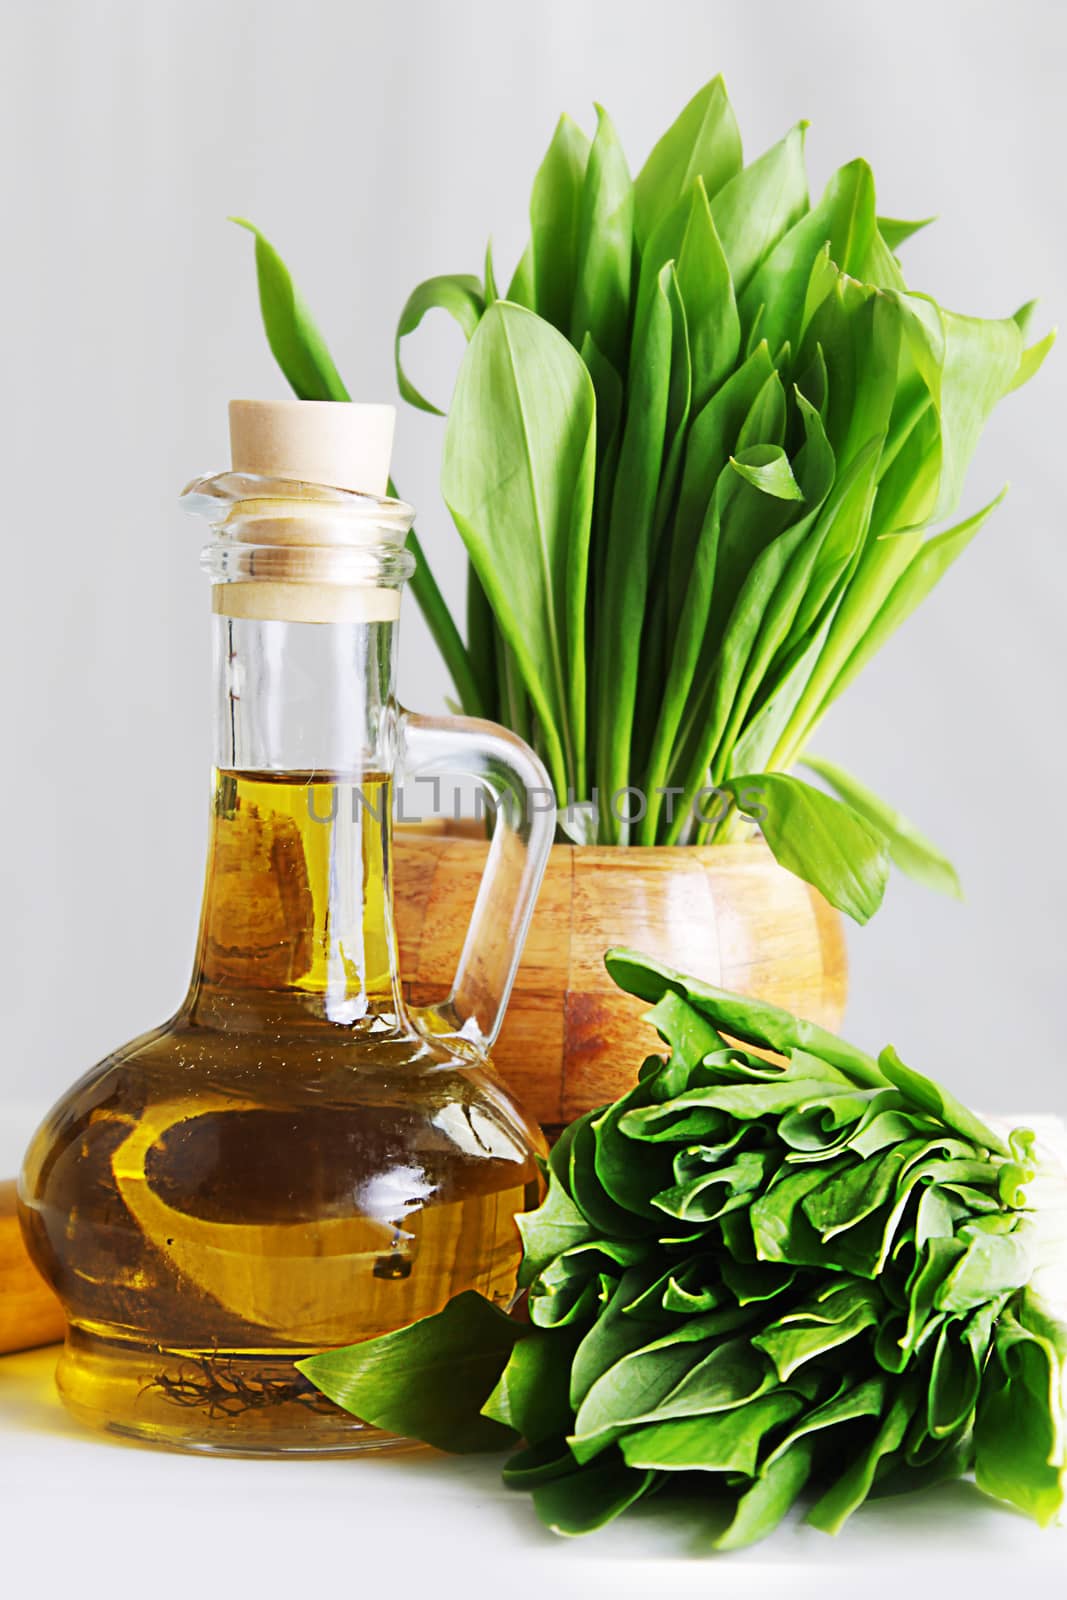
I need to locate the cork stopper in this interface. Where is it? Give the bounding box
[191,399,411,624]
[228,399,395,494]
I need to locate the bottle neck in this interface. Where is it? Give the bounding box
[210,612,399,773]
[187,613,405,1028]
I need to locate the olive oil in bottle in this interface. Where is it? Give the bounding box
[18,402,553,1454]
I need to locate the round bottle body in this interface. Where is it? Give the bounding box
[20,1015,542,1454]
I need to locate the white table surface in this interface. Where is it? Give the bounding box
[2,1106,1064,1600]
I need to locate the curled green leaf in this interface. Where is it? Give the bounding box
[394,273,485,415]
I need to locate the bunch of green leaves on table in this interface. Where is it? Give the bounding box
[298,950,1067,1549]
[237,75,1053,921]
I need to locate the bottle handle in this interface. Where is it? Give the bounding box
[398,710,556,1052]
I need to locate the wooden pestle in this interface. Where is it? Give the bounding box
[0,1180,64,1353]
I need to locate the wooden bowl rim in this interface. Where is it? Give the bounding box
[394,817,778,869]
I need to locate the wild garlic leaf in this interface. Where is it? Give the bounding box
[507,241,535,307]
[394,273,486,415]
[713,1433,818,1549]
[753,1282,882,1380]
[802,754,962,900]
[516,1168,598,1286]
[483,238,499,303]
[604,947,886,1085]
[483,1325,578,1444]
[231,218,350,401]
[595,265,672,840]
[725,770,891,925]
[633,74,741,248]
[629,1077,856,1129]
[800,259,902,468]
[528,114,591,330]
[974,1310,1066,1526]
[740,159,877,354]
[465,558,497,719]
[1011,299,1056,381]
[936,1224,1034,1313]
[621,1334,772,1428]
[642,989,724,1067]
[527,1250,604,1329]
[570,1335,717,1462]
[807,1376,920,1532]
[701,405,837,783]
[653,1148,777,1222]
[1009,324,1057,393]
[667,340,775,618]
[728,447,805,500]
[784,425,882,630]
[592,1089,679,1220]
[711,121,810,295]
[570,105,633,374]
[565,1112,648,1239]
[567,1265,668,1410]
[927,1310,989,1437]
[232,220,485,720]
[737,368,788,450]
[877,214,936,250]
[442,302,595,800]
[620,1390,803,1473]
[501,1436,579,1489]
[765,1373,889,1470]
[808,488,1007,734]
[296,1290,520,1453]
[644,354,782,839]
[669,431,835,825]
[877,1044,1011,1157]
[532,1460,658,1535]
[673,177,739,409]
[690,447,799,695]
[891,292,1023,523]
[649,266,693,551]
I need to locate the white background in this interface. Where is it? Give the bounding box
[0,0,1062,1114]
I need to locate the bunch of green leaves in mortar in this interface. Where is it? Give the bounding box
[237,75,1053,923]
[298,952,1067,1548]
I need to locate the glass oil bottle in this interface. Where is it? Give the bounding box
[18,400,553,1454]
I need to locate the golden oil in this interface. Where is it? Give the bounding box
[19,770,543,1454]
